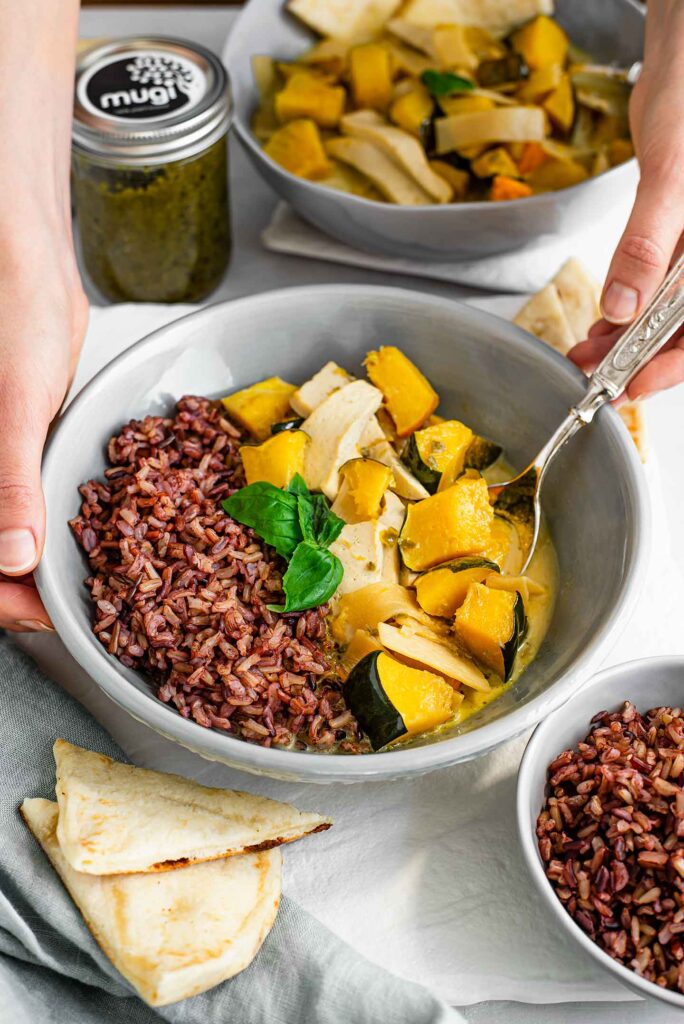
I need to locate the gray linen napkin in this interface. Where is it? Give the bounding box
[0,634,464,1024]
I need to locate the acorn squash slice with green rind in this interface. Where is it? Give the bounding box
[437,435,503,493]
[345,650,458,750]
[415,557,501,618]
[402,420,474,494]
[454,583,527,681]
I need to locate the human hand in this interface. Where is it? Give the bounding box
[570,1,684,397]
[0,256,88,632]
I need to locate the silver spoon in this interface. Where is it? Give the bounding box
[489,251,684,573]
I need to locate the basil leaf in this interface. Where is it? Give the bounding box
[297,491,344,549]
[421,70,474,97]
[222,483,302,560]
[314,499,344,548]
[267,541,344,614]
[287,473,309,497]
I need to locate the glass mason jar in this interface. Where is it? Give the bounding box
[72,38,232,303]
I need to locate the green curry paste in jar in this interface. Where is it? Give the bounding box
[72,38,232,303]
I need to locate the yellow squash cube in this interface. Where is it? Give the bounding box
[263,119,331,180]
[399,475,494,572]
[274,73,346,129]
[240,430,308,489]
[221,377,297,441]
[350,44,393,112]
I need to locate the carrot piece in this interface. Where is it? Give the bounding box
[490,175,533,201]
[518,142,548,175]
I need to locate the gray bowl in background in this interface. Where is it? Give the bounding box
[225,0,644,260]
[36,285,649,782]
[517,658,684,1009]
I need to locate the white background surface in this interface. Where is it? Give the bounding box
[30,5,681,1021]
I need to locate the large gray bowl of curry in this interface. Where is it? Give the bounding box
[224,0,644,260]
[36,285,649,782]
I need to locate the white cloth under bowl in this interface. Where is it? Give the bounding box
[262,173,637,295]
[23,300,684,1008]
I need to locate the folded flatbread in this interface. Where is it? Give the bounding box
[288,0,402,40]
[513,283,576,355]
[54,739,331,875]
[551,258,601,342]
[21,798,281,1007]
[400,0,553,34]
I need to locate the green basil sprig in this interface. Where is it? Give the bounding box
[222,474,345,613]
[421,69,475,97]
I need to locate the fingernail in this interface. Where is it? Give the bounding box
[0,528,37,574]
[602,281,639,324]
[16,619,54,632]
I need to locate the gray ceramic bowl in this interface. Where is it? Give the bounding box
[517,658,684,1009]
[225,0,644,260]
[36,285,648,782]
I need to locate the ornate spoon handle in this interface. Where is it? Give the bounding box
[588,250,684,403]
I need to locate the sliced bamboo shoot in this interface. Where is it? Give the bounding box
[435,106,546,153]
[378,621,490,691]
[341,111,452,203]
[326,137,432,205]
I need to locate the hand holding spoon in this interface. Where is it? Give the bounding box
[489,252,684,573]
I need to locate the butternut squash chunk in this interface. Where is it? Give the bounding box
[239,430,308,489]
[398,475,494,572]
[517,65,563,104]
[389,85,434,137]
[483,515,524,574]
[543,74,575,134]
[524,157,588,192]
[402,419,474,493]
[511,15,568,71]
[365,346,439,437]
[454,582,527,680]
[471,147,520,179]
[221,377,297,441]
[274,73,346,129]
[263,120,330,179]
[416,557,500,618]
[350,44,393,112]
[333,458,393,522]
[339,629,383,679]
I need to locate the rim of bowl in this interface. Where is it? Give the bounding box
[516,656,684,1009]
[225,0,644,217]
[36,284,651,782]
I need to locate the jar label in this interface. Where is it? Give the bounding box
[78,50,207,122]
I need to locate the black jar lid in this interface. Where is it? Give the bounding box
[73,37,232,166]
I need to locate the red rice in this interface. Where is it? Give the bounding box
[69,395,366,753]
[537,701,684,992]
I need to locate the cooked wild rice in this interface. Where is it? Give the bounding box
[70,395,366,753]
[538,701,684,992]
